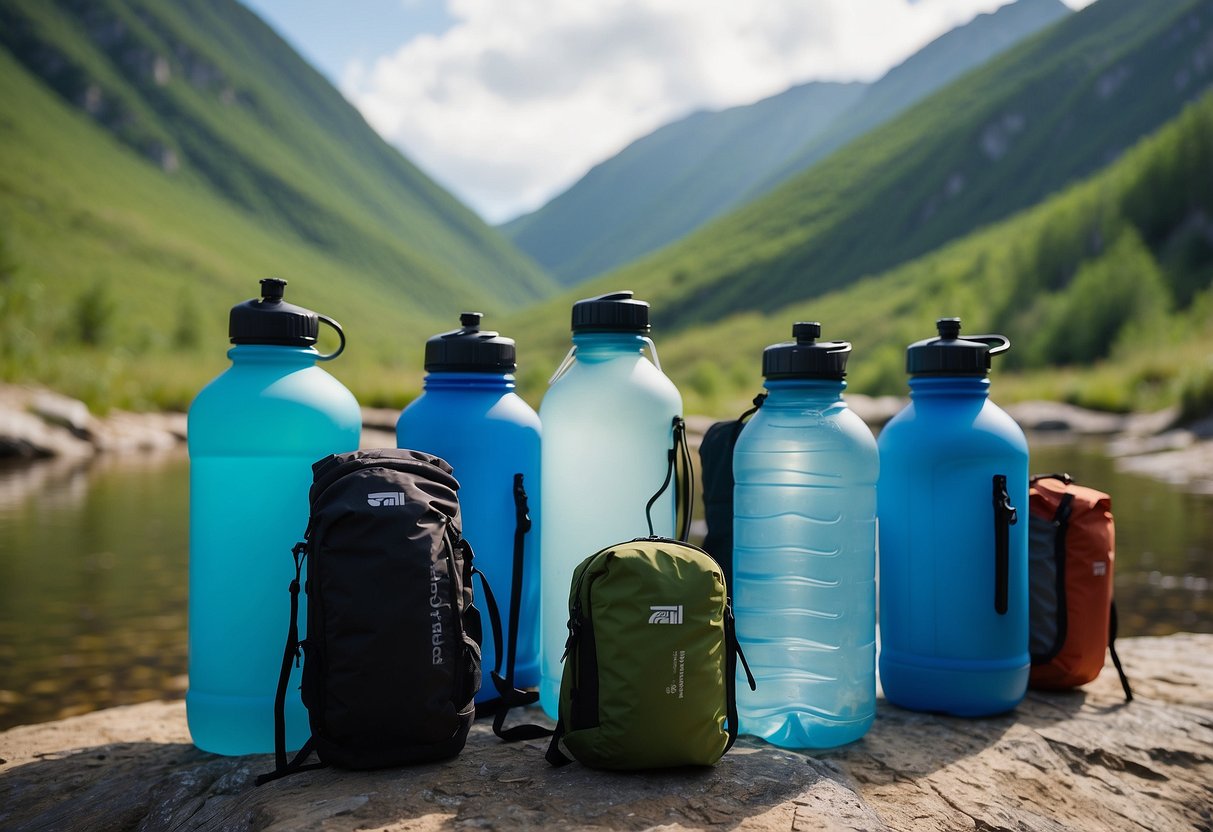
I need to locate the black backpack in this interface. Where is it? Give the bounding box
[257,449,482,783]
[698,395,765,589]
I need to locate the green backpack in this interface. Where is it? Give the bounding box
[545,537,755,770]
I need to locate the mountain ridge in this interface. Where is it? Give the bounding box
[503,0,1071,286]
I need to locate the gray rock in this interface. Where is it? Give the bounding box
[1,635,1210,831]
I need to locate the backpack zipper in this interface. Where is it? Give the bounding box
[565,555,607,731]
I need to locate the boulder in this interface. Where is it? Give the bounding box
[1,634,1210,831]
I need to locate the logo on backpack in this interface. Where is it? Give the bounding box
[648,605,683,624]
[430,564,446,664]
[367,492,407,507]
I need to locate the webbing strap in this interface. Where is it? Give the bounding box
[256,542,326,786]
[646,416,694,541]
[473,548,555,751]
[1108,601,1133,702]
[724,604,756,753]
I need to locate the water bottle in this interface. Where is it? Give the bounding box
[877,317,1029,716]
[396,312,541,702]
[538,291,683,718]
[187,278,361,755]
[732,322,878,748]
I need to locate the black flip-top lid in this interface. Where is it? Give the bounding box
[229,278,319,346]
[906,317,1010,376]
[763,322,851,379]
[424,312,516,372]
[571,290,650,333]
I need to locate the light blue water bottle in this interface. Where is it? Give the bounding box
[878,317,1029,716]
[733,322,878,749]
[187,278,361,755]
[396,312,541,703]
[538,291,683,718]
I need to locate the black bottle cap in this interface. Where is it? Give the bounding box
[424,312,517,372]
[763,321,851,380]
[228,278,320,346]
[906,317,1011,376]
[570,290,651,333]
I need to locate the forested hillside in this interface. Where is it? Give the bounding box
[618,91,1213,417]
[522,0,1213,338]
[0,0,554,409]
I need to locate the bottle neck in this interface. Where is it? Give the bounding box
[908,374,991,401]
[227,344,319,367]
[423,371,515,392]
[571,331,648,362]
[763,377,847,404]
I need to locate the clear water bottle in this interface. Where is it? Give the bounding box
[538,291,682,718]
[396,312,541,702]
[187,278,361,755]
[878,317,1029,716]
[732,322,878,748]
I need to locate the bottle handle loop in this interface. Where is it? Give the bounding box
[970,334,1010,356]
[316,314,346,362]
[641,336,663,372]
[548,346,577,384]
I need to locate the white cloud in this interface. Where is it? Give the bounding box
[343,0,1027,223]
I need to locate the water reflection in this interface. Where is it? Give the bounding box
[0,434,1209,731]
[0,451,189,731]
[1029,435,1213,637]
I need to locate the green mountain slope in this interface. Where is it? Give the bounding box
[0,0,555,409]
[544,0,1213,335]
[502,81,866,283]
[753,0,1071,196]
[502,0,1069,286]
[508,91,1213,420]
[653,89,1213,418]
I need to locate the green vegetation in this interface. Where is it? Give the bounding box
[0,0,555,411]
[524,0,1213,337]
[503,0,1069,286]
[2,0,1211,426]
[565,89,1213,419]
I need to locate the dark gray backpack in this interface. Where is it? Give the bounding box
[258,449,481,783]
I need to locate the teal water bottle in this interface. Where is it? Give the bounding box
[732,323,878,748]
[187,278,361,755]
[878,318,1029,716]
[538,291,683,718]
[396,313,541,702]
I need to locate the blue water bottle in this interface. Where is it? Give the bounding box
[538,291,683,718]
[396,312,541,702]
[187,278,361,755]
[877,317,1029,716]
[733,322,878,748]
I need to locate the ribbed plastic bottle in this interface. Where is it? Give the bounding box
[187,278,361,755]
[877,317,1029,716]
[538,291,683,718]
[396,312,541,702]
[732,322,878,748]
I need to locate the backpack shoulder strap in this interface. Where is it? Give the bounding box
[723,603,756,753]
[545,719,573,767]
[256,542,327,786]
[1108,601,1133,702]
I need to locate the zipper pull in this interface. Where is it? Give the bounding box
[560,616,581,662]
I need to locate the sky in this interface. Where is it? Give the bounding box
[242,0,1096,225]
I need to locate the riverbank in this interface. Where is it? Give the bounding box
[4,382,1213,494]
[1,633,1210,831]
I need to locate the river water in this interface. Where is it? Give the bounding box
[0,436,1210,731]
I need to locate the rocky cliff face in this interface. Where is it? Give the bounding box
[1,634,1211,831]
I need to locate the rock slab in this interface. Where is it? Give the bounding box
[2,635,1211,831]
